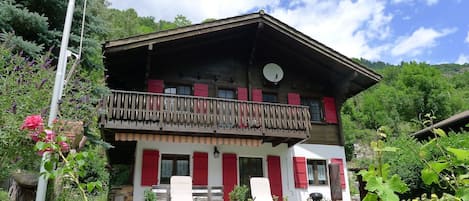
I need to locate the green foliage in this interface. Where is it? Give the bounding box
[0,188,8,201]
[0,31,44,57]
[418,126,469,200]
[343,61,469,162]
[359,128,409,201]
[383,135,427,198]
[229,185,250,201]
[144,189,157,201]
[0,45,53,179]
[102,9,193,40]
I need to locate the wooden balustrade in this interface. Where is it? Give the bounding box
[102,90,311,140]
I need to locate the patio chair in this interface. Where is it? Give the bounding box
[250,177,274,201]
[170,176,193,201]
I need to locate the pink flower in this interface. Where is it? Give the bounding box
[45,130,56,142]
[59,141,70,152]
[21,115,44,130]
[29,132,39,142]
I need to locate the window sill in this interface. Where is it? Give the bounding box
[308,184,329,187]
[310,121,327,125]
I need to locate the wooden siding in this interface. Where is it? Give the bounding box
[303,124,341,145]
[102,90,311,142]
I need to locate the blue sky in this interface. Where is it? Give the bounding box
[108,0,469,64]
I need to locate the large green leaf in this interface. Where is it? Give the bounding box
[387,174,409,193]
[363,193,378,201]
[447,147,469,162]
[421,168,439,185]
[428,161,450,173]
[456,188,469,201]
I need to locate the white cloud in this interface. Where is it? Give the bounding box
[391,27,456,57]
[456,54,469,64]
[465,31,469,44]
[108,0,394,60]
[108,0,279,23]
[425,0,438,6]
[269,0,393,60]
[391,0,438,6]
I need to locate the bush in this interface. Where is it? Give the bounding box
[229,185,250,201]
[384,135,428,199]
[0,188,8,201]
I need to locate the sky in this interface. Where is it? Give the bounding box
[108,0,469,65]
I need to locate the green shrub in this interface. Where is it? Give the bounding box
[229,185,249,201]
[0,188,8,201]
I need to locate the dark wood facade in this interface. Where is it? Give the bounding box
[102,12,381,148]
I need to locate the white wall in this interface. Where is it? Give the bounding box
[285,144,351,201]
[132,141,350,201]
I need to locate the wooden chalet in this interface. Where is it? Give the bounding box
[102,11,381,201]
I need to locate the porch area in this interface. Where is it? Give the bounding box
[101,90,312,145]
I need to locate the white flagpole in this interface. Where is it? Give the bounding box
[35,0,75,200]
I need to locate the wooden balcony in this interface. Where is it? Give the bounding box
[102,90,311,144]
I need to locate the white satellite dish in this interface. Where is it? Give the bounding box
[262,63,284,84]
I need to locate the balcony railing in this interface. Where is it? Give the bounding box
[102,90,311,141]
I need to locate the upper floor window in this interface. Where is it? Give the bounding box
[307,159,328,185]
[262,93,278,103]
[301,98,322,122]
[217,89,235,99]
[164,85,192,95]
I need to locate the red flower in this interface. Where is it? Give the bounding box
[21,115,44,131]
[29,132,39,142]
[45,130,56,142]
[59,141,70,152]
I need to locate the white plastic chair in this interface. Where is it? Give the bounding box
[250,177,274,201]
[170,176,193,201]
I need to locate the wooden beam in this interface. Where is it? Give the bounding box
[144,44,154,90]
[105,18,261,53]
[247,22,264,100]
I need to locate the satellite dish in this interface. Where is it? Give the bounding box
[263,63,284,84]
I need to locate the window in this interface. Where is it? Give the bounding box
[262,93,277,103]
[160,154,190,184]
[164,85,192,95]
[177,86,192,95]
[239,157,263,187]
[217,89,235,99]
[307,160,328,185]
[301,98,323,121]
[164,86,177,94]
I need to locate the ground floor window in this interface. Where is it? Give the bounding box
[239,157,263,186]
[307,159,328,185]
[160,154,189,184]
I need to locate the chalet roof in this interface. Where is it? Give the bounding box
[413,110,469,140]
[104,11,381,97]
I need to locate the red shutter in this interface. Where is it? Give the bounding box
[194,83,209,97]
[293,157,307,189]
[193,152,208,185]
[287,93,301,105]
[267,155,283,201]
[331,158,346,189]
[323,97,338,123]
[252,89,262,102]
[223,153,238,201]
[237,87,248,101]
[147,79,164,93]
[141,149,159,186]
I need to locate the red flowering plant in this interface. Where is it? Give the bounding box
[21,115,70,156]
[20,115,101,201]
